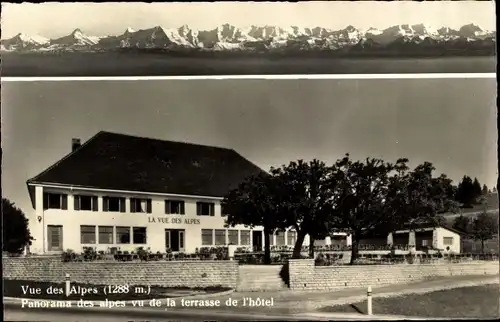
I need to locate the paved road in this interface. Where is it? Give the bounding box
[3,303,335,321]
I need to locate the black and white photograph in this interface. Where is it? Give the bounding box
[1,0,499,321]
[2,78,498,320]
[1,1,496,77]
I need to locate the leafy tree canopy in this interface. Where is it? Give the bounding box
[3,198,33,254]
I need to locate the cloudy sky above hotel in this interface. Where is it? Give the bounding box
[1,1,496,39]
[2,78,497,215]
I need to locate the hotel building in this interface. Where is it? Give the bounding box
[27,131,349,254]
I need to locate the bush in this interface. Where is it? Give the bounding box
[83,247,97,261]
[61,249,77,262]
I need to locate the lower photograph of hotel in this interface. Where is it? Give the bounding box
[27,131,462,256]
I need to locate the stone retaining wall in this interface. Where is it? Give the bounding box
[288,259,500,291]
[3,257,238,289]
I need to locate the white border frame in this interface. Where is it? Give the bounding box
[1,73,496,82]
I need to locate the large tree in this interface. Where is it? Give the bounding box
[222,172,282,264]
[328,154,399,264]
[470,211,499,253]
[472,178,482,202]
[456,176,475,207]
[369,161,456,255]
[452,215,471,235]
[271,159,338,259]
[482,184,489,196]
[3,198,33,254]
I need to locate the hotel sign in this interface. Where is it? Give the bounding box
[148,217,200,225]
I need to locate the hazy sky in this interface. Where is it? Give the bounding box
[1,79,497,216]
[1,1,496,39]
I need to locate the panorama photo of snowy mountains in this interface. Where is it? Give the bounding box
[1,1,496,76]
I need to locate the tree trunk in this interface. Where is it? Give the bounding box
[264,228,271,265]
[292,230,306,259]
[350,236,359,265]
[481,239,485,253]
[309,236,315,259]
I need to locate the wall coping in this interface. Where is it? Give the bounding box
[3,258,236,264]
[314,262,498,268]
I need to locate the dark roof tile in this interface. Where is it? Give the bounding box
[28,131,265,197]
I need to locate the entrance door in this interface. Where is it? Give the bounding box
[47,225,63,252]
[252,231,262,252]
[165,229,185,252]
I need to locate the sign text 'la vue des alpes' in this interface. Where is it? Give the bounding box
[148,217,201,225]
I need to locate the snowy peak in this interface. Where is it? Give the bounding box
[458,23,491,38]
[50,29,100,48]
[0,33,49,51]
[1,23,496,53]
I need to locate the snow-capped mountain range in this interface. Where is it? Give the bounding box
[1,23,495,54]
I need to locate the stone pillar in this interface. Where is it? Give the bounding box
[346,234,352,246]
[408,231,416,247]
[387,232,394,246]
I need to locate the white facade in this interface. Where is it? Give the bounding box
[28,184,350,255]
[390,227,461,253]
[434,227,461,253]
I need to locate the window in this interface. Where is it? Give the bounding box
[240,230,250,245]
[98,226,113,244]
[131,198,151,213]
[276,231,286,245]
[228,230,238,245]
[103,197,125,212]
[443,237,454,246]
[47,225,63,251]
[197,202,215,216]
[116,226,131,244]
[287,231,297,245]
[165,200,185,214]
[215,230,226,245]
[422,239,429,247]
[133,227,147,244]
[74,195,98,211]
[80,225,96,244]
[43,193,67,210]
[202,229,213,245]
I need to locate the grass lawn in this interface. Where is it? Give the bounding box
[4,279,231,301]
[319,284,500,318]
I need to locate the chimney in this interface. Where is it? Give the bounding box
[72,138,81,152]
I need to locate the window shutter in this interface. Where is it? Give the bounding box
[43,193,48,210]
[146,199,152,213]
[103,197,108,212]
[180,202,185,215]
[196,203,202,216]
[61,195,68,210]
[165,200,170,214]
[92,196,98,211]
[74,196,80,211]
[130,199,136,213]
[119,198,126,213]
[210,203,215,216]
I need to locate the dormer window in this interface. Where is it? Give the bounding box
[130,198,152,213]
[103,197,125,212]
[197,202,215,216]
[165,200,185,214]
[43,193,68,210]
[74,195,98,211]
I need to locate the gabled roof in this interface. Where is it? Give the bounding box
[27,131,265,198]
